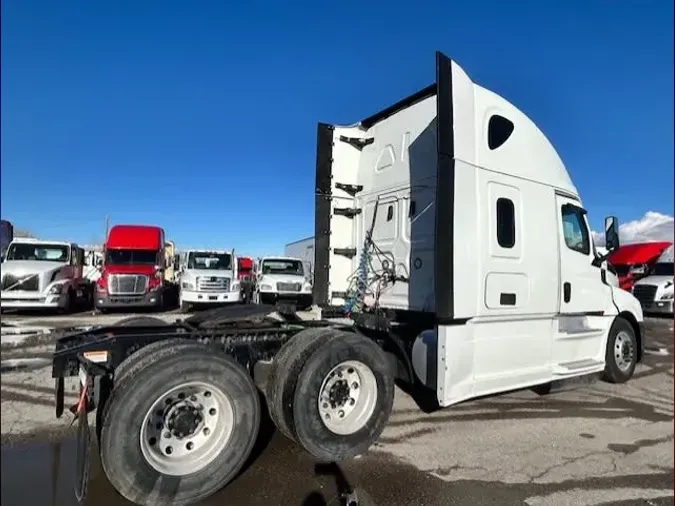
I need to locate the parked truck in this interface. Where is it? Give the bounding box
[51,52,644,506]
[94,225,174,312]
[631,245,674,315]
[608,241,671,291]
[1,238,92,312]
[252,256,314,310]
[0,219,13,260]
[237,256,255,303]
[177,249,241,312]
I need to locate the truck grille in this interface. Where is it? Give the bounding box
[277,282,301,292]
[197,276,230,293]
[108,274,148,295]
[632,285,658,305]
[1,274,39,292]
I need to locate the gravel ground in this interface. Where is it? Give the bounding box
[0,312,672,506]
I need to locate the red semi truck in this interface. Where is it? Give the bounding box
[608,241,672,291]
[237,256,254,303]
[95,225,174,312]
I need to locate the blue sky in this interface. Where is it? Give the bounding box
[1,0,673,256]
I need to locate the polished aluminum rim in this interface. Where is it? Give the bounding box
[139,381,234,476]
[317,360,377,436]
[614,331,635,372]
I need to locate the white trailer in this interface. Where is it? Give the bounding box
[51,52,644,506]
[284,236,315,281]
[1,238,92,312]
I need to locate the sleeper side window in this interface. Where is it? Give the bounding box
[561,205,590,255]
[496,198,515,248]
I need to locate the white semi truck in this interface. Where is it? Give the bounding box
[631,245,674,315]
[1,238,92,313]
[177,249,241,312]
[51,52,644,506]
[253,256,313,310]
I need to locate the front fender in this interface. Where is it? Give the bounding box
[611,287,644,323]
[610,286,645,361]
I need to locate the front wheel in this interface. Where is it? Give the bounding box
[99,345,261,506]
[602,317,638,384]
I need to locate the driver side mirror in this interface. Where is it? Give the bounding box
[604,216,620,252]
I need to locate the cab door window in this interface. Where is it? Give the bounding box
[561,205,590,255]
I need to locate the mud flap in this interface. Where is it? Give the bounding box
[74,367,92,503]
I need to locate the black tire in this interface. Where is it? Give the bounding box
[265,327,340,440]
[292,331,395,462]
[114,337,192,385]
[180,300,192,313]
[100,344,261,506]
[602,316,638,384]
[116,316,167,327]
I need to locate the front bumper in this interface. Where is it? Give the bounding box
[259,291,313,307]
[641,299,674,315]
[95,290,163,309]
[181,290,241,304]
[1,291,67,309]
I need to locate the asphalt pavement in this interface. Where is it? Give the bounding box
[0,311,672,506]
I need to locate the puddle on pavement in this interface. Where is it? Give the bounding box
[0,427,453,506]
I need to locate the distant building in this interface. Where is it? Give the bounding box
[284,236,314,280]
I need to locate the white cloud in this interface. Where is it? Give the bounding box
[592,211,674,247]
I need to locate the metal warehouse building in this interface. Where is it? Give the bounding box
[284,236,315,280]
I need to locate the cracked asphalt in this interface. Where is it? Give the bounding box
[1,314,673,506]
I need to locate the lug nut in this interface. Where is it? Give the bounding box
[203,427,210,436]
[190,395,197,402]
[204,391,211,397]
[339,410,345,418]
[350,398,356,406]
[165,446,173,455]
[352,382,359,390]
[209,408,216,416]
[186,442,194,451]
[323,403,328,409]
[348,368,354,374]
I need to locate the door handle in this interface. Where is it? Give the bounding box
[563,282,571,303]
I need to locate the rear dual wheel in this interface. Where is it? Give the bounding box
[99,343,260,506]
[266,328,395,462]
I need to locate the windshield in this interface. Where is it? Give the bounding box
[6,243,70,262]
[187,252,232,270]
[105,249,157,265]
[262,259,303,276]
[652,263,674,277]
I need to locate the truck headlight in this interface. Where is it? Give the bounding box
[182,282,194,290]
[231,282,240,292]
[260,284,273,291]
[48,284,64,295]
[660,292,674,300]
[303,283,312,292]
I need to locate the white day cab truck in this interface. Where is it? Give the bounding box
[51,52,644,506]
[631,245,674,315]
[1,238,93,313]
[252,256,314,311]
[177,249,241,312]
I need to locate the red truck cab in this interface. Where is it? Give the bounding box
[95,225,168,311]
[237,256,254,303]
[608,241,672,291]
